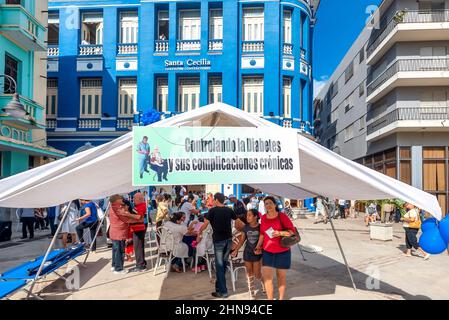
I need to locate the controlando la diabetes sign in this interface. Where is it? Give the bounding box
[132,127,301,186]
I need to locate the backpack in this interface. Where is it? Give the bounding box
[368,205,376,215]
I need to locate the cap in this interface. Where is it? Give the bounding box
[229,194,236,199]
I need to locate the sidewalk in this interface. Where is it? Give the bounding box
[4,215,449,300]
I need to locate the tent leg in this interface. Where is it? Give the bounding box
[328,218,357,292]
[27,201,72,299]
[83,202,110,265]
[296,243,307,261]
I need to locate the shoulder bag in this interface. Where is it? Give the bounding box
[408,209,422,229]
[277,213,301,248]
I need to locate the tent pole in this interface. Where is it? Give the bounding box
[324,200,357,292]
[27,201,72,299]
[83,202,110,265]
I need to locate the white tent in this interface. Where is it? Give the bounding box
[0,102,442,220]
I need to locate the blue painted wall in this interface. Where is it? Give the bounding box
[48,0,315,155]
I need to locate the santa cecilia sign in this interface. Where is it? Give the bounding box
[132,127,301,186]
[164,58,211,70]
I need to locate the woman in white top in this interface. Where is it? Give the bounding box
[163,211,198,273]
[401,203,430,260]
[59,201,80,248]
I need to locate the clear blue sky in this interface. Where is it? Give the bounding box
[313,0,382,95]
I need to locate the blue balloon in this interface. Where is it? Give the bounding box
[439,216,449,244]
[422,218,438,232]
[419,228,447,255]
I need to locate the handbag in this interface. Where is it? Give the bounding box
[408,209,422,229]
[277,213,301,248]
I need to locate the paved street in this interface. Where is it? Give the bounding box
[2,214,448,300]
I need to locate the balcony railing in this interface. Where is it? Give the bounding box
[47,45,59,57]
[177,40,201,51]
[300,48,306,59]
[367,58,449,95]
[117,43,138,55]
[242,41,264,53]
[367,10,449,57]
[0,4,46,51]
[46,119,56,129]
[79,45,103,56]
[155,40,169,52]
[283,43,293,55]
[367,107,449,135]
[78,119,101,129]
[208,39,223,51]
[117,118,133,129]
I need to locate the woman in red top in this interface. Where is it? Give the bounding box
[256,196,295,300]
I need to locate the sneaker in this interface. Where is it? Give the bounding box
[211,292,228,299]
[200,265,207,271]
[423,254,431,261]
[130,267,146,273]
[191,266,201,273]
[113,269,129,275]
[111,267,115,272]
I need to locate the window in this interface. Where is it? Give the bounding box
[4,54,18,94]
[48,12,59,46]
[283,78,292,118]
[423,147,447,214]
[209,9,223,40]
[81,13,103,45]
[178,77,200,112]
[359,116,365,131]
[6,0,22,4]
[118,78,137,117]
[243,8,264,41]
[420,90,448,111]
[330,108,338,124]
[419,1,445,11]
[345,61,354,83]
[46,79,58,119]
[359,47,365,63]
[242,77,264,115]
[80,79,102,118]
[158,11,169,40]
[344,124,354,141]
[359,82,365,97]
[156,78,168,112]
[179,10,201,40]
[420,46,447,57]
[400,147,412,185]
[283,10,292,44]
[209,77,222,104]
[329,81,338,98]
[120,12,138,44]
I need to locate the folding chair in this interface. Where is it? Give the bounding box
[153,227,173,276]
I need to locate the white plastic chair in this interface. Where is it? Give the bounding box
[153,227,173,276]
[193,227,214,278]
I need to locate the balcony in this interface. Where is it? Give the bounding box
[117,43,138,55]
[78,119,101,129]
[47,45,59,57]
[46,119,56,129]
[367,107,449,141]
[79,45,103,56]
[366,58,449,104]
[208,40,223,52]
[283,43,293,55]
[367,10,449,64]
[177,40,201,52]
[0,95,45,129]
[0,4,46,51]
[155,40,169,53]
[242,41,264,53]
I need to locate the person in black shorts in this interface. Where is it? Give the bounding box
[231,209,264,299]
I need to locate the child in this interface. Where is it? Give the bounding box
[231,209,264,299]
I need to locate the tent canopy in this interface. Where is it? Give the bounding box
[0,103,442,220]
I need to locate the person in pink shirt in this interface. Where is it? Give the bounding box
[256,196,296,300]
[109,195,143,275]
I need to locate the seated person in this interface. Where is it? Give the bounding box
[149,146,168,182]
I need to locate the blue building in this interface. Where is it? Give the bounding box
[46,0,319,196]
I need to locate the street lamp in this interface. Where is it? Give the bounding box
[0,74,29,118]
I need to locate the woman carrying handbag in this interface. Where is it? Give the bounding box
[401,203,430,260]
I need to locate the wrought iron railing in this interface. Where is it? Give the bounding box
[367,58,449,95]
[367,10,449,57]
[367,107,449,135]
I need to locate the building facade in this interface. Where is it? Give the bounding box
[46,0,318,158]
[315,0,449,215]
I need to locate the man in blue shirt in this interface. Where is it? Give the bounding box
[137,136,150,179]
[47,206,58,237]
[76,200,99,250]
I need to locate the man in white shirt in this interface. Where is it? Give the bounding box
[179,194,200,226]
[258,197,266,215]
[180,186,186,197]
